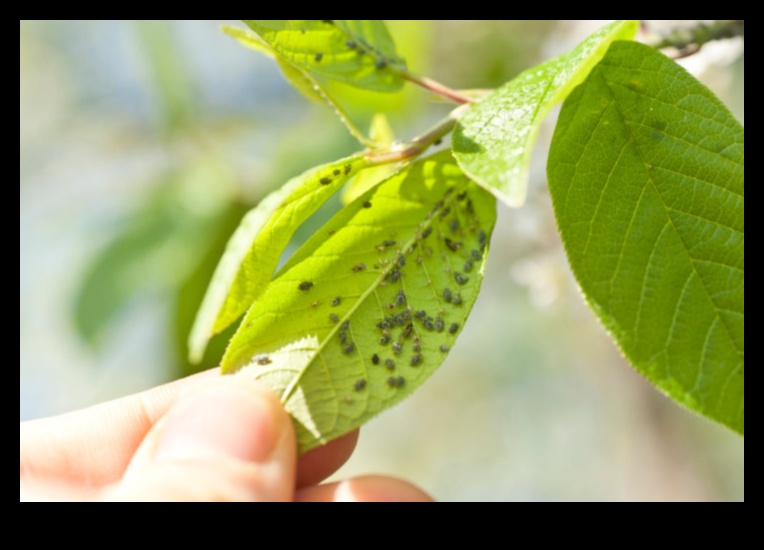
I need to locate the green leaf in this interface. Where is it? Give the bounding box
[547,41,744,434]
[453,20,639,207]
[242,20,406,92]
[189,154,370,363]
[221,151,497,452]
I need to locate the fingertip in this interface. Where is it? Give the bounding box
[295,475,434,502]
[297,429,359,488]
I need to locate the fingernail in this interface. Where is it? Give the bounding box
[155,381,281,463]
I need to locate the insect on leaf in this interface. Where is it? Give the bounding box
[242,20,406,92]
[548,41,744,434]
[222,151,497,452]
[453,19,639,207]
[189,154,370,363]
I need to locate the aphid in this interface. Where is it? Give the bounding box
[319,177,332,185]
[385,303,395,310]
[341,321,350,331]
[452,293,463,306]
[414,310,427,320]
[255,355,271,365]
[321,20,333,24]
[395,290,406,307]
[333,169,341,176]
[408,243,418,253]
[382,239,397,247]
[379,334,391,345]
[298,281,313,291]
[434,138,442,146]
[376,320,392,330]
[393,314,405,326]
[450,219,460,233]
[375,59,387,69]
[314,53,323,62]
[344,164,352,175]
[384,358,395,370]
[440,207,451,218]
[331,296,341,307]
[329,313,339,323]
[387,376,397,387]
[423,319,435,331]
[456,191,467,201]
[351,263,367,272]
[400,310,411,320]
[443,288,453,303]
[346,39,357,49]
[449,322,459,334]
[392,341,402,355]
[454,272,469,285]
[477,230,486,246]
[439,345,450,353]
[435,318,445,332]
[444,238,461,252]
[410,354,422,366]
[371,353,380,365]
[362,201,372,208]
[343,343,356,354]
[471,249,483,261]
[421,227,433,239]
[401,323,413,340]
[389,268,401,283]
[396,376,405,387]
[463,259,473,272]
[354,378,367,391]
[412,342,421,352]
[397,254,406,267]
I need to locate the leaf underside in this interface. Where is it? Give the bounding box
[242,20,406,92]
[223,151,497,452]
[188,154,368,363]
[548,41,744,434]
[453,19,639,207]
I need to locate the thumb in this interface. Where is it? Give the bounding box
[106,378,296,501]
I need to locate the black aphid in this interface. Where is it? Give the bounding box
[450,219,460,233]
[401,323,413,339]
[298,281,313,291]
[444,238,461,252]
[440,207,451,218]
[255,355,271,365]
[443,288,453,303]
[409,243,418,253]
[382,239,397,247]
[456,191,467,201]
[439,345,450,353]
[397,254,406,267]
[421,227,433,239]
[319,177,332,185]
[385,358,395,370]
[434,138,442,146]
[392,341,402,355]
[435,318,445,332]
[393,314,405,326]
[478,230,486,246]
[380,334,391,345]
[396,376,405,387]
[346,39,356,49]
[351,263,367,272]
[341,321,350,331]
[471,249,482,261]
[449,322,459,334]
[331,296,341,307]
[400,310,411,320]
[321,20,333,24]
[387,376,396,387]
[452,294,463,306]
[314,53,323,62]
[375,59,387,69]
[410,354,422,366]
[414,310,427,319]
[372,353,380,365]
[343,343,356,354]
[395,290,406,307]
[332,169,341,176]
[340,331,348,345]
[376,319,391,330]
[423,319,434,331]
[362,201,372,208]
[354,378,366,391]
[344,164,352,175]
[463,259,473,272]
[454,272,469,285]
[389,268,400,283]
[329,313,339,323]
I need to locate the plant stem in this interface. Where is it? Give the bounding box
[403,73,476,105]
[366,104,469,165]
[644,20,744,58]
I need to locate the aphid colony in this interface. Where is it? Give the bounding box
[288,182,486,403]
[311,20,400,72]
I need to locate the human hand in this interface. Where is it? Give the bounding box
[20,370,432,502]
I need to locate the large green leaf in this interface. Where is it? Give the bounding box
[242,20,406,92]
[453,20,638,207]
[548,41,744,434]
[189,154,370,363]
[222,151,497,452]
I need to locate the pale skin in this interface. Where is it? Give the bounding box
[19,369,432,502]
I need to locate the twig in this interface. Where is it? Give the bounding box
[644,20,744,58]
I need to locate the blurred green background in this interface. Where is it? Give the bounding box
[20,20,744,501]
